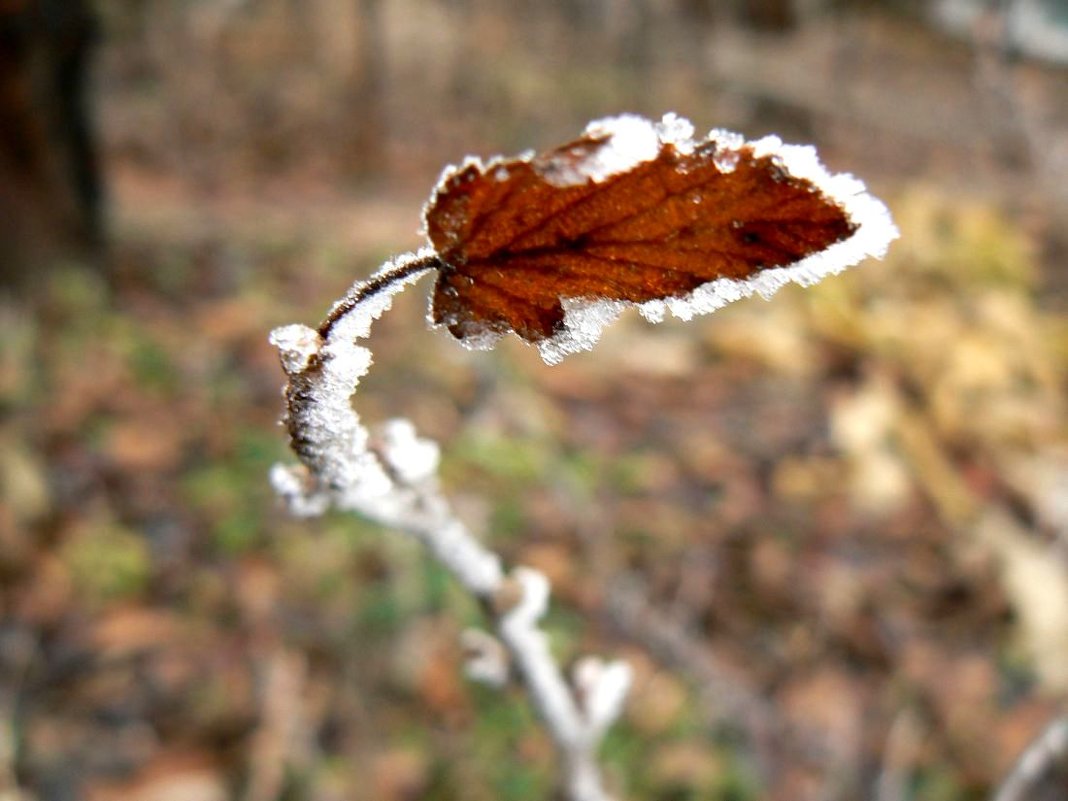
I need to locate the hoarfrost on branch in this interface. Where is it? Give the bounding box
[270,250,630,801]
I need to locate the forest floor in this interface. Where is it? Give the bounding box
[4,5,1068,801]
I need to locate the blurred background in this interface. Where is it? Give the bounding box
[2,1,1068,800]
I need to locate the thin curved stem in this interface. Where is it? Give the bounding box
[318,251,443,338]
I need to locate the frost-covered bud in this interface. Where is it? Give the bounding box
[269,463,330,517]
[374,418,440,485]
[269,324,321,375]
[501,567,551,628]
[572,657,632,735]
[462,628,509,688]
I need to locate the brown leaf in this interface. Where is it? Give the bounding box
[425,116,858,347]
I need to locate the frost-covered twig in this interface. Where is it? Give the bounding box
[270,250,630,801]
[991,716,1068,801]
[270,112,897,799]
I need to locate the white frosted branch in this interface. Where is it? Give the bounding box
[270,252,630,801]
[992,716,1068,801]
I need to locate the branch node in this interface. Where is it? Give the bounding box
[461,628,510,688]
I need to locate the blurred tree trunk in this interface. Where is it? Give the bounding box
[739,0,798,32]
[0,0,102,290]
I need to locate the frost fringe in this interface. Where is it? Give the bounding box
[422,113,898,364]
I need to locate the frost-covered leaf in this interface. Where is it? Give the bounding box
[423,113,897,364]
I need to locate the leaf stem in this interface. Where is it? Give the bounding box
[318,251,443,338]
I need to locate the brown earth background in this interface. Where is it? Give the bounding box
[3,2,1068,800]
